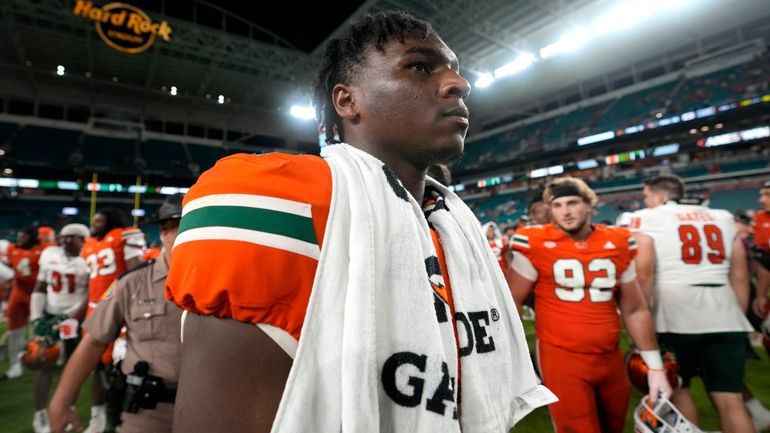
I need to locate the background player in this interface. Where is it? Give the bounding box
[80,208,145,433]
[3,227,48,380]
[632,175,754,433]
[29,223,90,433]
[508,176,670,433]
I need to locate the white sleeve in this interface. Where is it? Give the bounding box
[620,260,637,284]
[36,248,52,282]
[512,252,538,282]
[123,232,146,261]
[0,261,13,282]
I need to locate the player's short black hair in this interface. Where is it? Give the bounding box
[527,195,544,212]
[96,207,129,233]
[18,226,38,243]
[312,10,434,144]
[643,175,685,201]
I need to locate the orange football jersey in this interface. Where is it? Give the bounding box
[511,223,637,354]
[7,243,48,295]
[166,153,333,339]
[166,153,456,341]
[755,210,770,252]
[82,227,145,302]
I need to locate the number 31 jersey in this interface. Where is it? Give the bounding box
[630,203,752,333]
[511,224,636,354]
[37,246,89,315]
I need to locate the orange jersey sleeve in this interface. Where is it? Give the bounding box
[165,153,332,339]
[515,224,635,353]
[755,211,770,252]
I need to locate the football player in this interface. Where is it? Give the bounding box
[29,223,90,433]
[508,176,670,433]
[483,221,510,272]
[753,180,770,318]
[632,175,754,433]
[527,196,550,225]
[3,227,48,380]
[80,208,145,433]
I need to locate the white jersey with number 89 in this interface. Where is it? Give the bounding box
[37,246,90,316]
[630,202,752,333]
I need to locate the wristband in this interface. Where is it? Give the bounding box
[640,349,664,370]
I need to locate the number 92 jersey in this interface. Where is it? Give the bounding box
[511,224,637,354]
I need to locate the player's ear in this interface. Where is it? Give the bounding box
[332,84,360,123]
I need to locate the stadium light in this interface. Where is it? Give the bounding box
[494,53,535,79]
[170,86,178,96]
[290,104,315,120]
[218,95,225,104]
[474,73,495,89]
[539,28,591,59]
[592,0,692,36]
[56,65,65,76]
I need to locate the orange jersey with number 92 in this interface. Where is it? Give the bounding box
[511,224,637,354]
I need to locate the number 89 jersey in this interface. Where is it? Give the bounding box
[511,223,636,354]
[629,203,753,333]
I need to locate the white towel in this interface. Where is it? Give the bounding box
[270,144,555,433]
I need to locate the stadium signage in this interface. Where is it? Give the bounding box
[72,1,172,54]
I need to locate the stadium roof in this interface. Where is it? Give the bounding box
[0,0,769,149]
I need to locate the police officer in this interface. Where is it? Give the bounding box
[48,195,184,433]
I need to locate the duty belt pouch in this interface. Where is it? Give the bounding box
[105,362,127,426]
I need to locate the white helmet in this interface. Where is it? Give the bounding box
[633,395,704,433]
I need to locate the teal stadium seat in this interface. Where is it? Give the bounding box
[82,135,136,171]
[12,125,79,167]
[141,140,191,178]
[188,144,227,173]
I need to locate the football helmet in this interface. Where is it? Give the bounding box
[625,348,680,394]
[633,395,704,433]
[21,336,61,370]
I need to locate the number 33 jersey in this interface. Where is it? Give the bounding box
[82,227,145,303]
[511,223,636,354]
[629,203,752,334]
[37,246,89,315]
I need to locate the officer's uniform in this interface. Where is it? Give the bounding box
[83,255,182,433]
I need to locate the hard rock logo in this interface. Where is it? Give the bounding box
[73,1,172,54]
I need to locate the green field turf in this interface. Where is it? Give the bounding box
[0,321,768,433]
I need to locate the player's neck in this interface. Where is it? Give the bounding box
[563,222,593,241]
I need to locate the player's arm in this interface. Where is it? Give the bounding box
[729,235,750,313]
[632,233,655,305]
[505,252,537,314]
[754,265,770,317]
[173,313,292,433]
[618,272,671,402]
[48,333,108,433]
[30,261,50,322]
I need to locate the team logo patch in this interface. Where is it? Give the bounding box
[100,280,117,300]
[544,241,556,249]
[603,241,616,250]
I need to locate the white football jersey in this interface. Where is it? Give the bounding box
[37,246,90,316]
[631,202,752,333]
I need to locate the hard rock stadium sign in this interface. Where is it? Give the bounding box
[72,1,172,54]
